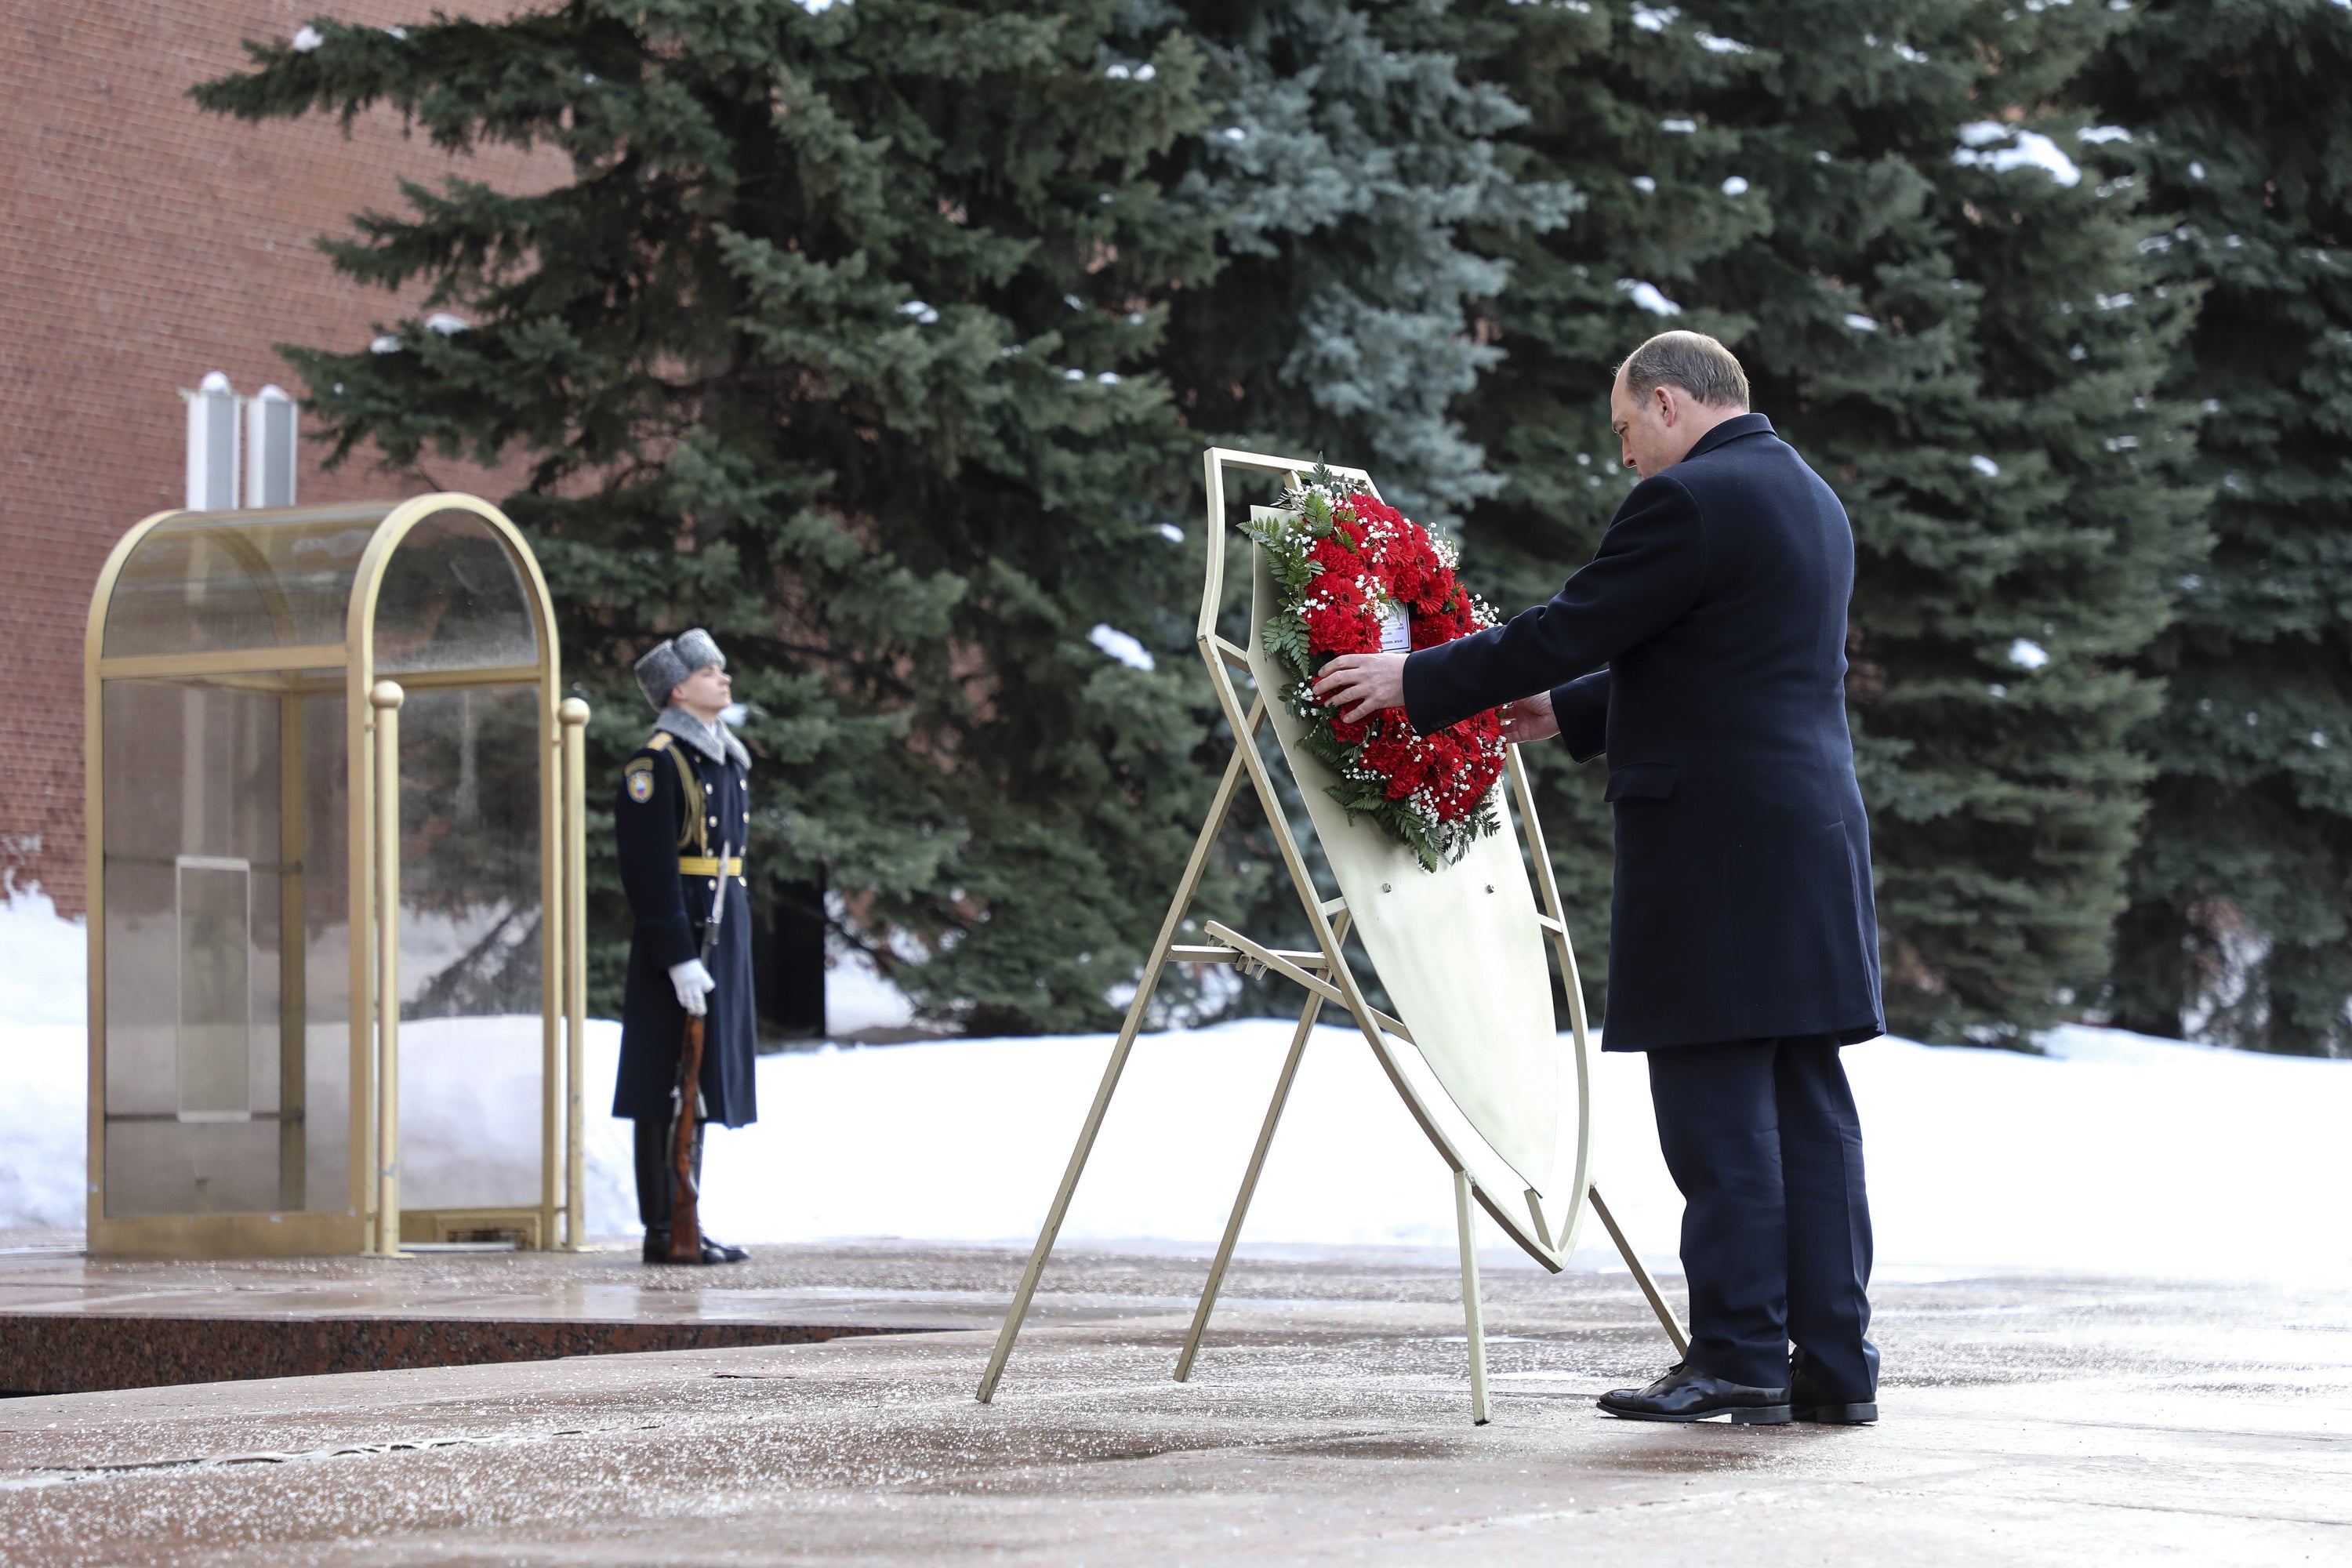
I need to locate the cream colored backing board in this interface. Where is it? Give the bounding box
[973,448,1686,1424]
[1245,513,1558,1192]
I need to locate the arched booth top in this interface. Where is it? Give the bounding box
[83,495,590,1261]
[93,494,552,683]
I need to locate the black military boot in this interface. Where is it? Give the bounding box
[642,1227,749,1265]
[1599,1363,1792,1424]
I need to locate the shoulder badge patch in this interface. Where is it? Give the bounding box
[624,758,655,804]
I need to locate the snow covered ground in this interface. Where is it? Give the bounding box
[5,890,2347,1283]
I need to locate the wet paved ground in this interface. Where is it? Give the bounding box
[2,1238,2347,1565]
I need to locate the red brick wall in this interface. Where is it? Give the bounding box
[0,2,555,914]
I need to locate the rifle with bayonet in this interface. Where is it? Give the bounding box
[667,829,730,1263]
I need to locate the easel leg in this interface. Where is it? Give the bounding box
[1174,950,1335,1381]
[1588,1182,1689,1357]
[975,718,1261,1404]
[1454,1167,1492,1425]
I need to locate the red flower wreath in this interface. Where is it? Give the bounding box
[1243,469,1507,869]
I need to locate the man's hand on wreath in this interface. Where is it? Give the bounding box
[1498,691,1559,746]
[1313,652,1409,724]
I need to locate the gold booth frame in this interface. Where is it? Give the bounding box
[82,494,593,1258]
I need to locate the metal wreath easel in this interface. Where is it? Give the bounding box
[975,448,1686,1422]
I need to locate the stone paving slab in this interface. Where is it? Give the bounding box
[0,1236,1240,1392]
[1,1242,2347,1566]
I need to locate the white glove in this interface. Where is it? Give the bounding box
[668,958,716,1018]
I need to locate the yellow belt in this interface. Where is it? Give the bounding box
[677,855,744,877]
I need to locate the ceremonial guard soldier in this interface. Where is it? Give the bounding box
[615,628,757,1265]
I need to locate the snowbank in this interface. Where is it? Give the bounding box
[7,966,2346,1281]
[0,887,86,1029]
[2,1025,83,1229]
[691,1021,2351,1283]
[7,887,2342,1279]
[0,891,88,1227]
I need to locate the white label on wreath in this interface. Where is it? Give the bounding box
[1378,602,1411,654]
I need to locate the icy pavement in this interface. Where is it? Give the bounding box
[1,1241,2347,1566]
[0,1239,1255,1394]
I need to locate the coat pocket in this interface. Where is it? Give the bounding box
[1604,763,1680,802]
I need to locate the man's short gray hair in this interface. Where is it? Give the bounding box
[1617,330,1750,410]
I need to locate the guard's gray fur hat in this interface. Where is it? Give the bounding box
[633,628,727,710]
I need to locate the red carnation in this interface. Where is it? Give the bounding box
[1263,483,1508,863]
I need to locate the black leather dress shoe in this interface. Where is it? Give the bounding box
[1790,1364,1877,1425]
[1599,1363,1792,1424]
[641,1228,750,1265]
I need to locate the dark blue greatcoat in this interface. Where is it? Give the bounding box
[612,715,758,1127]
[1403,413,1882,1051]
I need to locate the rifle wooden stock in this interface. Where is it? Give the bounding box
[667,1014,706,1261]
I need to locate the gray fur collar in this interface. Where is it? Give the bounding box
[655,706,750,771]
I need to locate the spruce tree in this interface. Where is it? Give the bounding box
[195,2,1235,1033]
[1142,0,1571,529]
[1129,0,1572,1009]
[1433,0,2204,1041]
[2081,0,2352,1055]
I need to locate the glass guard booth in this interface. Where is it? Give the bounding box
[83,495,591,1257]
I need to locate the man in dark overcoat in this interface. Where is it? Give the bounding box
[1314,330,1883,1426]
[615,628,757,1265]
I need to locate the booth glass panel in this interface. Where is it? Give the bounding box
[101,506,387,659]
[393,682,546,1211]
[175,858,253,1120]
[102,679,284,1215]
[297,684,355,1214]
[374,510,538,675]
[99,675,350,1217]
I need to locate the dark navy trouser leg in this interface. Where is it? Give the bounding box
[1646,1036,1876,1395]
[1774,1036,1878,1400]
[633,1116,706,1229]
[634,1117,671,1228]
[1647,1040,1788,1388]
